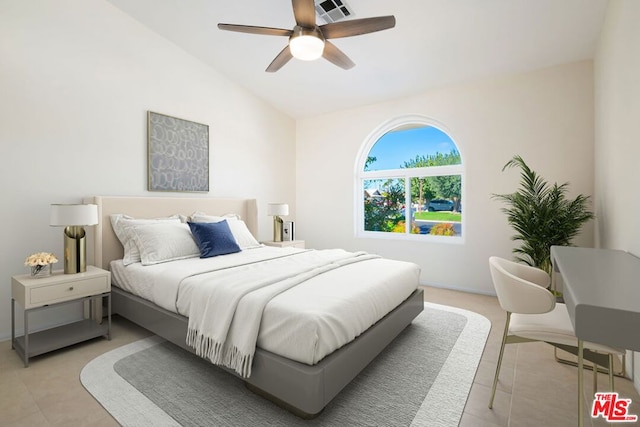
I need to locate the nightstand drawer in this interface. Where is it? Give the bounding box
[29,276,109,306]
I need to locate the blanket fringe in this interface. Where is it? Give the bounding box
[186,328,254,378]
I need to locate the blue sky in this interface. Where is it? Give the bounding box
[366,126,457,171]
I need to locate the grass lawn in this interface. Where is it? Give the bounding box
[414,211,462,222]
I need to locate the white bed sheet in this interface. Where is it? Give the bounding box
[110,247,420,365]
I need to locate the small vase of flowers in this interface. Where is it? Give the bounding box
[25,252,58,278]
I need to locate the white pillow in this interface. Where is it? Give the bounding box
[189,212,240,222]
[190,213,261,249]
[129,222,200,266]
[227,220,261,249]
[110,214,181,265]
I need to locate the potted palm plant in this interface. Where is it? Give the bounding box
[492,155,594,277]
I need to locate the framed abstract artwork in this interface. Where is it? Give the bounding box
[147,111,209,192]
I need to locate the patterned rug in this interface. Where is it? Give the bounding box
[81,302,490,426]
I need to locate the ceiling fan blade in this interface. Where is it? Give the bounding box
[266,45,294,72]
[320,16,396,39]
[322,41,355,70]
[291,0,316,28]
[218,23,293,37]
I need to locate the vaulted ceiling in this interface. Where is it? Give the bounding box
[107,0,608,118]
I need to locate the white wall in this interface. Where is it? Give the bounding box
[0,0,296,340]
[0,0,603,347]
[594,0,640,392]
[296,61,595,294]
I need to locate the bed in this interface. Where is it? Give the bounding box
[86,195,424,417]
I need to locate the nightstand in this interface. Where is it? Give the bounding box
[11,265,111,367]
[262,240,306,249]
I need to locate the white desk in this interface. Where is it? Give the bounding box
[550,246,640,426]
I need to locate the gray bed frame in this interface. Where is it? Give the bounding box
[87,196,424,417]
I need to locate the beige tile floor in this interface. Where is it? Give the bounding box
[1,286,638,426]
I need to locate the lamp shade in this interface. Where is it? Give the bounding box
[50,204,98,226]
[267,203,289,217]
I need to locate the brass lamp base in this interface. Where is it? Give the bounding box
[273,216,284,242]
[63,226,87,274]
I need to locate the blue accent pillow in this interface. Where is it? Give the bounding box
[187,220,241,258]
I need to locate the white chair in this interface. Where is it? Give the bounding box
[487,256,624,409]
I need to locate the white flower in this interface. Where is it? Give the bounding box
[25,252,58,266]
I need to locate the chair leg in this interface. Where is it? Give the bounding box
[489,312,511,409]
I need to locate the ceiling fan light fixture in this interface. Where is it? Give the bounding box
[289,27,325,61]
[219,6,396,72]
[290,35,324,60]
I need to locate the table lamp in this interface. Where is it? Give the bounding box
[50,204,98,274]
[267,203,289,242]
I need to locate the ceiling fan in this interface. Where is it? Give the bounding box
[218,0,396,72]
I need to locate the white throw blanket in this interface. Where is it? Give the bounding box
[185,249,380,377]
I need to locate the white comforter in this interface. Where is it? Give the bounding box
[111,247,420,371]
[185,249,381,377]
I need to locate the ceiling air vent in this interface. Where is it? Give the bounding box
[315,0,354,24]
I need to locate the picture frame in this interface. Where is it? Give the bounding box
[283,221,295,241]
[147,111,209,192]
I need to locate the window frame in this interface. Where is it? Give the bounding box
[354,115,465,243]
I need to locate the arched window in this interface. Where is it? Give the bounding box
[355,116,464,241]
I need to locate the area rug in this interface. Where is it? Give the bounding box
[81,302,490,426]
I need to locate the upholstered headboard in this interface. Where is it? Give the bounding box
[85,196,258,270]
